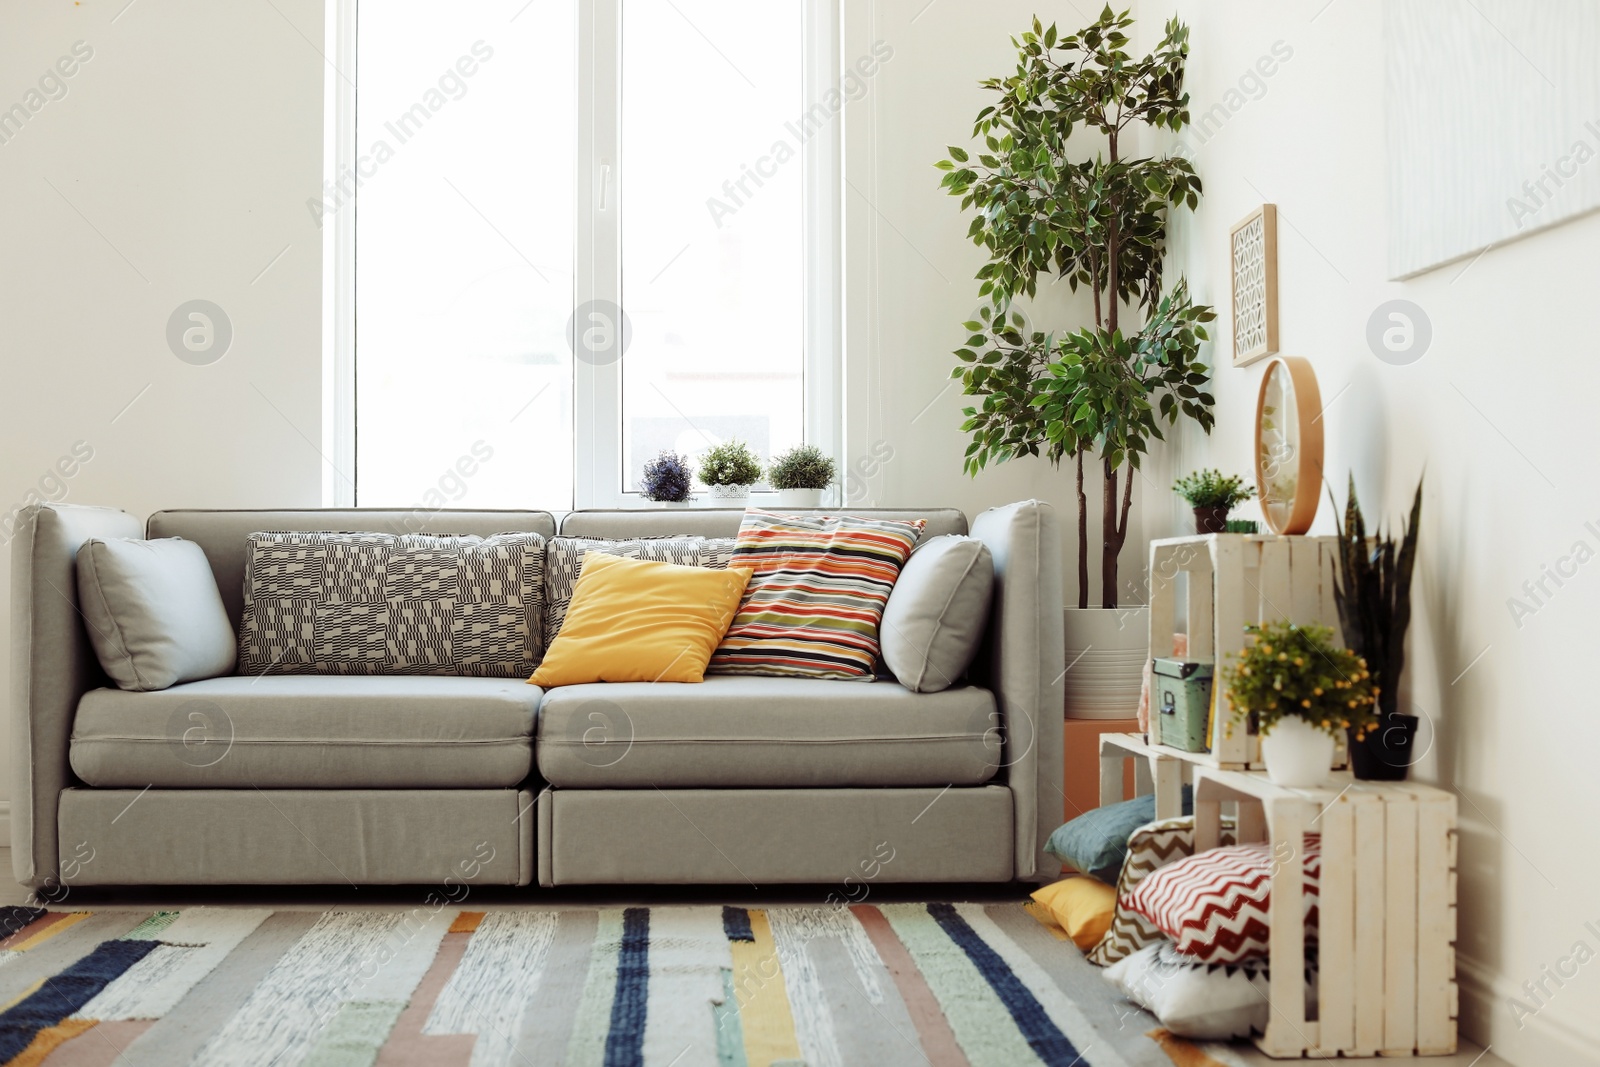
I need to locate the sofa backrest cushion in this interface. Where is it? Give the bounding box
[76,536,237,691]
[147,510,558,631]
[237,530,545,678]
[559,508,967,540]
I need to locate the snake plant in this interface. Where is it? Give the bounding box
[1329,474,1423,719]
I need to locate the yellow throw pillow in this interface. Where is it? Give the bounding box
[528,552,750,686]
[1031,876,1117,952]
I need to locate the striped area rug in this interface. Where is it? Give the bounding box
[0,901,1216,1067]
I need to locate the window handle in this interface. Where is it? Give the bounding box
[599,163,612,211]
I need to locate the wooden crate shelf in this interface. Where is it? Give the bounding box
[1099,734,1458,1059]
[1147,534,1347,768]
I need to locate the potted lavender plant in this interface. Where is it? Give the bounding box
[641,450,693,508]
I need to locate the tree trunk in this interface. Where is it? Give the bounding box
[1101,455,1120,608]
[1101,459,1137,608]
[1101,131,1121,607]
[1075,450,1089,610]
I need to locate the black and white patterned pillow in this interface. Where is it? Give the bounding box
[238,531,545,677]
[543,536,736,645]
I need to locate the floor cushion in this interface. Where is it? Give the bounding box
[1031,877,1117,951]
[1104,942,1281,1040]
[1125,836,1322,963]
[1046,787,1194,884]
[1086,814,1236,967]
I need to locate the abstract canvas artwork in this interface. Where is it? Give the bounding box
[1386,0,1600,277]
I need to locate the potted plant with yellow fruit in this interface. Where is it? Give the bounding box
[1223,621,1379,788]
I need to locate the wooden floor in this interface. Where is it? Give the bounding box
[0,847,1508,1065]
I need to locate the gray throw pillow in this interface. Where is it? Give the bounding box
[880,535,994,693]
[76,537,237,692]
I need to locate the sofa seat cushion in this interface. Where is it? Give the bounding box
[70,676,539,789]
[536,676,999,788]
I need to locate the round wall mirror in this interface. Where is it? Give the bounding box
[1253,356,1324,535]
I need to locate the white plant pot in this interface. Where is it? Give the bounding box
[1062,606,1149,720]
[652,498,694,509]
[773,488,824,509]
[706,484,751,504]
[1259,715,1336,788]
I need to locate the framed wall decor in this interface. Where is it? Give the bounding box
[1230,204,1279,367]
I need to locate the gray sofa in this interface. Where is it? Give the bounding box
[10,501,1064,890]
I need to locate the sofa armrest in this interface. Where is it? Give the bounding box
[971,500,1065,881]
[10,503,141,887]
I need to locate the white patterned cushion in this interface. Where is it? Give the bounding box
[1104,942,1294,1040]
[238,531,544,677]
[542,536,736,646]
[1125,836,1322,964]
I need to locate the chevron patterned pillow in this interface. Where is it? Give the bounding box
[1085,815,1236,967]
[239,530,544,677]
[1125,836,1322,964]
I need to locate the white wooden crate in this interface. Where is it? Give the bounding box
[1190,769,1459,1059]
[1147,534,1346,767]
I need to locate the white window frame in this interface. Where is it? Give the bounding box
[324,0,841,511]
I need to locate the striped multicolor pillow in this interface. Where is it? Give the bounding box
[708,510,925,681]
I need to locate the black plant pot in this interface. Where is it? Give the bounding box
[1348,715,1420,781]
[1193,506,1230,534]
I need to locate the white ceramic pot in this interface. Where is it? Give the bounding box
[773,488,824,509]
[1259,715,1336,788]
[653,498,693,509]
[1062,607,1149,720]
[707,484,751,504]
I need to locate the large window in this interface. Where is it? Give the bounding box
[339,0,834,510]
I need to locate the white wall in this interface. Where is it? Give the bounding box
[1144,2,1600,1063]
[0,1,325,827]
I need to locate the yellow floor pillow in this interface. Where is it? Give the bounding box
[529,552,750,686]
[1031,876,1117,952]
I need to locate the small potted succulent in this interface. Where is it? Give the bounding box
[640,450,693,508]
[767,444,835,508]
[697,440,763,504]
[1173,469,1257,534]
[1223,620,1379,788]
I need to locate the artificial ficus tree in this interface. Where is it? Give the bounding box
[938,6,1217,609]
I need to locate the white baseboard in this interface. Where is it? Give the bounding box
[1457,950,1600,1066]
